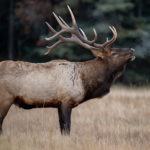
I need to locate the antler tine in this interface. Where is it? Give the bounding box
[106,37,109,42]
[45,21,56,34]
[59,16,70,27]
[103,26,117,47]
[79,28,87,40]
[67,5,77,27]
[44,40,63,55]
[45,30,66,41]
[45,21,60,41]
[92,28,98,44]
[79,28,97,44]
[53,12,66,29]
[111,26,117,39]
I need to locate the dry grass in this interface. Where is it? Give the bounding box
[0,86,150,150]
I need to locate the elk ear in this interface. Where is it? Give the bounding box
[97,53,104,59]
[91,50,104,59]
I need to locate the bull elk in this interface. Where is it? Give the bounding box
[0,6,135,135]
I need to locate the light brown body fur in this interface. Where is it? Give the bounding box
[0,59,112,110]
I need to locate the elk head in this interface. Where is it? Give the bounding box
[45,5,135,71]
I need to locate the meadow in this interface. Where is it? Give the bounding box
[0,86,150,150]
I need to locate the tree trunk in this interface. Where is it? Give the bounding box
[137,0,142,17]
[8,0,14,60]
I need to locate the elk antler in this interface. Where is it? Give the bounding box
[94,26,117,48]
[45,5,117,55]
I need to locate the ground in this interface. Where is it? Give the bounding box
[0,86,150,150]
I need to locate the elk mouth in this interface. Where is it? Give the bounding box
[126,53,135,62]
[129,55,136,62]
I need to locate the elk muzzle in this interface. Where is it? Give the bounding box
[129,48,135,62]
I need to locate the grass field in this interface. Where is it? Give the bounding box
[0,86,150,150]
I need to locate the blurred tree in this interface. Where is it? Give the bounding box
[0,1,10,60]
[13,0,54,60]
[8,0,14,60]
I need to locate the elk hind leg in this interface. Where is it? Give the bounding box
[58,103,72,135]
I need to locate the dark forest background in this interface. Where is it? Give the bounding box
[0,0,150,85]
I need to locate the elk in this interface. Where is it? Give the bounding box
[0,6,135,135]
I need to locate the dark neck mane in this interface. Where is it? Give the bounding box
[80,58,125,101]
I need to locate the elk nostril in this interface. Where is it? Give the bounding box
[130,48,135,52]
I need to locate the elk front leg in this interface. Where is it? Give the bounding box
[0,117,3,134]
[0,94,14,135]
[58,103,72,135]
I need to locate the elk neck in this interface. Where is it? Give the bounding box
[79,57,125,101]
